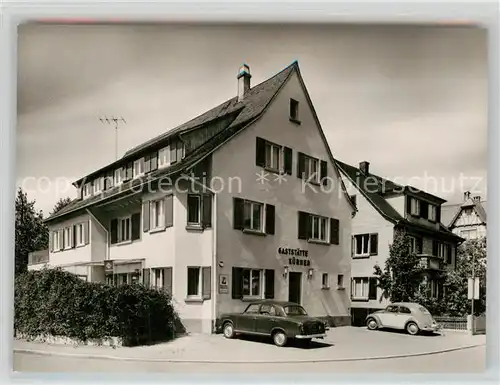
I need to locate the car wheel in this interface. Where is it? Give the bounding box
[223,322,235,339]
[406,322,419,336]
[272,330,288,347]
[366,318,378,330]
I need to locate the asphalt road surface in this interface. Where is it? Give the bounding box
[13,345,485,374]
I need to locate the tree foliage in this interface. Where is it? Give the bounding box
[15,188,48,276]
[443,237,487,316]
[373,229,423,303]
[50,197,73,216]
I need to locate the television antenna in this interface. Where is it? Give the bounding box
[99,116,126,160]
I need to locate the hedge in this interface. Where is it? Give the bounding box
[14,268,184,346]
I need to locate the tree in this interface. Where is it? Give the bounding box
[50,197,73,216]
[373,229,423,302]
[443,237,487,316]
[15,188,49,276]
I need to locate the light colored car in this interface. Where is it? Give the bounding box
[365,302,440,335]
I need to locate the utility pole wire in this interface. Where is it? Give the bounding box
[99,116,126,160]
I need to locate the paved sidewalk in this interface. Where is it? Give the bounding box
[13,327,485,363]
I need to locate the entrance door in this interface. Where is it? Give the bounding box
[288,272,302,304]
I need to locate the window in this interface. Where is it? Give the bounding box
[353,234,378,257]
[63,227,72,249]
[151,199,165,229]
[242,268,261,297]
[284,305,307,316]
[124,162,133,181]
[410,197,420,216]
[83,182,92,198]
[399,306,411,314]
[170,141,184,165]
[93,177,103,194]
[187,195,201,224]
[310,215,328,242]
[386,305,399,313]
[303,155,320,183]
[351,277,369,299]
[260,304,276,316]
[244,303,260,314]
[52,231,62,251]
[243,201,263,232]
[461,229,478,240]
[133,158,144,178]
[103,172,114,190]
[290,98,299,121]
[114,168,122,186]
[158,146,170,168]
[322,273,329,289]
[75,223,84,246]
[187,267,201,297]
[337,274,344,289]
[409,236,423,254]
[119,216,131,243]
[465,207,473,215]
[428,204,437,221]
[264,141,283,172]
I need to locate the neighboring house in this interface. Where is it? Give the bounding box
[441,191,487,240]
[335,160,464,326]
[30,62,356,333]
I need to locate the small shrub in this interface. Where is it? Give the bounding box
[14,268,182,346]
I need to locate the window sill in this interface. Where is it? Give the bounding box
[302,179,321,186]
[351,297,369,302]
[289,117,301,125]
[264,167,284,176]
[76,243,86,249]
[184,297,204,303]
[337,286,345,291]
[321,286,330,290]
[186,224,204,232]
[353,254,370,259]
[150,226,166,234]
[308,239,330,246]
[241,296,263,302]
[242,228,266,236]
[114,240,133,247]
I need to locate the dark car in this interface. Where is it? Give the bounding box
[219,300,328,347]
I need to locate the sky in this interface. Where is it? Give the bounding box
[17,23,488,216]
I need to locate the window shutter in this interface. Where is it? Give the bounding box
[264,269,275,299]
[233,197,245,230]
[297,152,305,179]
[255,137,266,167]
[127,163,133,180]
[49,232,54,252]
[139,158,145,174]
[84,220,90,245]
[298,211,309,239]
[265,204,275,235]
[165,195,173,228]
[446,244,452,264]
[232,267,243,299]
[164,267,173,295]
[284,147,293,175]
[436,206,441,223]
[142,268,150,287]
[320,160,328,186]
[420,201,429,218]
[202,194,212,228]
[61,229,65,249]
[170,143,177,164]
[142,201,150,232]
[72,225,76,248]
[150,152,158,171]
[369,233,378,255]
[369,278,377,300]
[110,219,118,244]
[144,154,151,174]
[120,167,126,181]
[329,218,340,245]
[202,267,211,299]
[406,195,412,214]
[432,240,438,256]
[131,213,141,240]
[351,236,355,258]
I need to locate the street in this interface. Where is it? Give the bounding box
[13,345,485,373]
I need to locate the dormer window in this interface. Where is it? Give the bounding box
[93,177,103,195]
[159,146,170,168]
[409,197,420,216]
[428,204,437,221]
[133,158,145,178]
[114,168,122,186]
[83,182,92,199]
[290,98,300,123]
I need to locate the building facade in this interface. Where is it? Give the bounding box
[441,191,487,240]
[335,160,463,326]
[31,62,356,333]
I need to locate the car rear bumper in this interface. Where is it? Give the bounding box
[421,324,440,332]
[295,333,327,339]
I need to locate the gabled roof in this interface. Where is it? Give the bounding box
[335,159,462,242]
[47,61,356,223]
[443,198,487,228]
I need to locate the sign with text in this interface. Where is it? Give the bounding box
[278,247,308,257]
[219,274,229,294]
[468,277,480,300]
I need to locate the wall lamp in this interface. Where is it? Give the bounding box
[283,266,289,279]
[307,268,314,279]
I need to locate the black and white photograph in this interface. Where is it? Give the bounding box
[13,20,488,374]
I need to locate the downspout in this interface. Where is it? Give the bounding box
[86,209,109,261]
[182,174,218,334]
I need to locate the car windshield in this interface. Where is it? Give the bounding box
[284,305,307,316]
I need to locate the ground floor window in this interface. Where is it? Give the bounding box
[232,267,275,300]
[187,267,201,297]
[242,268,261,297]
[351,277,378,300]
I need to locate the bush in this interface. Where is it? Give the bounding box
[15,268,182,346]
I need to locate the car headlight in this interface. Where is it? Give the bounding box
[299,323,304,334]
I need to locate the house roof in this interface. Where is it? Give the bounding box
[442,198,487,228]
[47,61,356,223]
[335,159,462,242]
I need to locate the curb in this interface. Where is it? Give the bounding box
[14,343,484,364]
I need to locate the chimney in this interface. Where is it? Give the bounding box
[237,64,251,102]
[473,196,481,203]
[359,161,370,175]
[463,191,471,201]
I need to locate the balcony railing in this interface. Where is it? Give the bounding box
[417,254,443,270]
[28,249,49,265]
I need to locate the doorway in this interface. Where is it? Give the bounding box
[288,272,302,304]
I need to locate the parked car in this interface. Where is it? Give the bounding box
[365,302,440,335]
[219,300,328,347]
